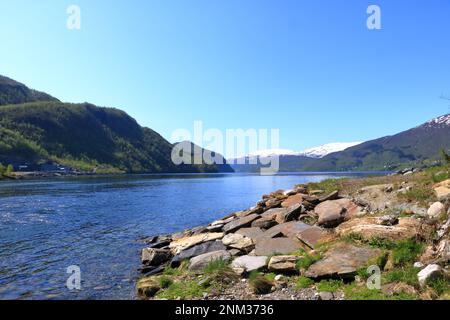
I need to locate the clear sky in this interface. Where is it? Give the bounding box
[1,0,449,155]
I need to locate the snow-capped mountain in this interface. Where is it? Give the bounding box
[229,142,362,162]
[297,142,363,158]
[425,114,450,127]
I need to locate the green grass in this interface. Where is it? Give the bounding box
[203,258,230,275]
[428,277,450,296]
[316,279,345,293]
[397,185,436,204]
[383,267,420,287]
[307,178,346,195]
[295,276,314,289]
[264,273,277,282]
[158,276,173,289]
[343,283,417,300]
[156,280,206,299]
[296,252,321,270]
[391,239,424,267]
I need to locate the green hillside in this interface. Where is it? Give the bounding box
[0,75,58,106]
[0,101,233,173]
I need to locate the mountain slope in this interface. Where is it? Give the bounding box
[0,76,233,173]
[0,75,58,106]
[231,114,450,172]
[304,114,450,171]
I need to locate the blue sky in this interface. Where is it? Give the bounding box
[1,0,449,154]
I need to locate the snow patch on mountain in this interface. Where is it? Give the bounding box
[426,114,450,127]
[229,142,363,162]
[297,142,363,158]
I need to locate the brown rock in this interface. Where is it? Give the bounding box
[281,194,303,208]
[382,282,418,297]
[264,221,311,239]
[297,226,328,249]
[275,204,304,224]
[254,238,303,256]
[305,243,382,278]
[319,190,340,202]
[315,199,362,228]
[268,255,298,273]
[223,214,260,234]
[433,179,450,200]
[236,227,264,241]
[336,217,433,242]
[251,216,278,229]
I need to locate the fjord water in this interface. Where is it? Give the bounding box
[0,173,377,300]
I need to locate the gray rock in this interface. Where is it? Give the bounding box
[222,233,254,252]
[141,248,172,266]
[268,255,298,273]
[223,214,260,233]
[318,292,334,300]
[254,238,303,256]
[427,202,445,219]
[189,250,231,271]
[417,264,443,287]
[170,240,226,267]
[231,255,268,272]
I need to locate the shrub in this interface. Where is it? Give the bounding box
[158,276,173,289]
[316,279,344,293]
[249,275,273,294]
[295,276,314,289]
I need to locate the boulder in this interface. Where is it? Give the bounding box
[254,238,303,256]
[427,202,445,219]
[417,264,443,288]
[231,255,268,272]
[433,179,450,200]
[297,226,328,249]
[222,233,254,252]
[305,243,382,279]
[268,255,298,273]
[169,232,224,254]
[275,204,304,224]
[314,200,346,228]
[336,217,432,242]
[223,214,260,234]
[141,248,172,266]
[189,250,231,271]
[236,227,264,241]
[319,191,340,202]
[281,194,303,208]
[264,221,311,239]
[170,240,226,267]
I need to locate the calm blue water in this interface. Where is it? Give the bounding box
[0,172,380,300]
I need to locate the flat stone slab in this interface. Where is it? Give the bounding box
[169,232,223,254]
[223,214,260,234]
[336,217,432,242]
[222,233,254,252]
[231,255,268,272]
[189,250,231,271]
[254,237,303,256]
[268,255,298,273]
[305,243,382,279]
[236,227,264,240]
[297,226,328,249]
[170,240,226,267]
[264,221,311,239]
[281,194,303,208]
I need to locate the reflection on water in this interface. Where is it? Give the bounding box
[0,172,383,299]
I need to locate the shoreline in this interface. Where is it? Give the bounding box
[136,167,450,300]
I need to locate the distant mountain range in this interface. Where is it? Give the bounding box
[231,115,450,172]
[1,74,448,174]
[0,75,233,174]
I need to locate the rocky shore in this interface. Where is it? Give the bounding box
[136,168,450,300]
